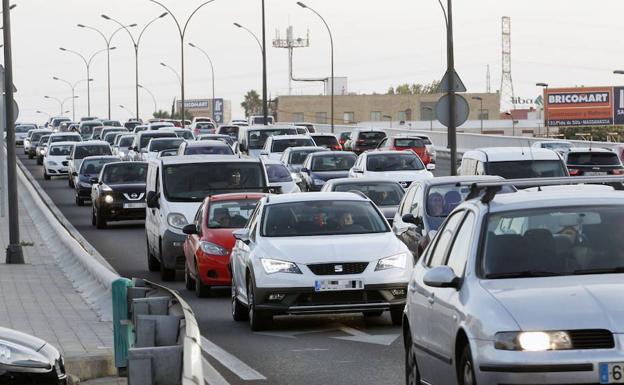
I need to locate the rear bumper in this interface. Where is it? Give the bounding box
[161,230,186,270]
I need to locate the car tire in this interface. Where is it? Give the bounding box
[147,240,160,271]
[231,277,249,322]
[28,153,33,159]
[76,195,84,207]
[159,242,176,281]
[247,277,272,331]
[458,344,477,385]
[44,171,50,180]
[195,262,210,298]
[363,311,384,317]
[390,306,403,326]
[69,177,74,188]
[184,263,196,291]
[405,333,421,385]
[95,208,107,229]
[91,207,96,226]
[36,157,42,165]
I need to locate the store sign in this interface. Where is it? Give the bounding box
[213,98,224,124]
[184,99,210,109]
[545,87,618,126]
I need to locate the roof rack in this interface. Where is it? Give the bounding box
[467,176,624,203]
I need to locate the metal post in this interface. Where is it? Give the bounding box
[72,87,76,121]
[479,99,483,134]
[188,43,216,122]
[261,0,268,124]
[3,0,23,263]
[180,40,185,122]
[446,0,457,176]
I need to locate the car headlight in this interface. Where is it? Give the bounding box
[375,252,408,271]
[104,195,114,204]
[313,179,326,185]
[199,241,229,256]
[167,213,188,229]
[46,161,58,166]
[0,340,49,369]
[260,258,302,274]
[495,331,572,351]
[39,149,46,155]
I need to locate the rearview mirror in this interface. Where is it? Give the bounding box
[426,163,436,171]
[423,266,460,289]
[146,191,160,209]
[182,224,198,235]
[300,168,310,174]
[232,229,250,245]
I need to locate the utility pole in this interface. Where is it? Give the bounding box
[446,0,458,175]
[261,0,269,124]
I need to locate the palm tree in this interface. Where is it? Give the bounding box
[241,90,262,117]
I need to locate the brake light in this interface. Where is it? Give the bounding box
[568,168,580,176]
[612,169,624,175]
[333,144,342,151]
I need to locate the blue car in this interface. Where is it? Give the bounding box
[72,155,119,206]
[298,151,357,192]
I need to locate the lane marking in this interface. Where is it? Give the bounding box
[333,326,400,346]
[203,357,231,385]
[201,336,266,381]
[290,348,330,352]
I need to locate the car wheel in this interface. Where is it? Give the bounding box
[147,240,160,271]
[159,241,176,281]
[458,343,477,385]
[231,276,249,322]
[76,195,84,207]
[247,277,272,331]
[390,306,404,326]
[69,177,74,188]
[95,208,107,229]
[91,207,96,226]
[184,262,196,291]
[405,334,421,385]
[28,153,33,159]
[195,262,210,297]
[43,171,50,180]
[363,311,384,317]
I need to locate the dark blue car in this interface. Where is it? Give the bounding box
[298,151,357,191]
[73,155,119,206]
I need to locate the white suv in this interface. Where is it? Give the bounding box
[348,150,434,189]
[459,147,569,178]
[260,134,316,161]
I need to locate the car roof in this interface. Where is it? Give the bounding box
[309,150,356,157]
[366,150,415,156]
[50,132,80,136]
[568,147,614,153]
[286,146,324,152]
[207,193,268,203]
[268,134,310,140]
[247,125,296,130]
[156,154,261,166]
[150,137,183,141]
[423,175,504,186]
[470,147,561,161]
[309,133,335,137]
[485,190,624,213]
[48,141,77,147]
[75,140,109,146]
[102,161,148,168]
[185,140,228,147]
[325,178,403,185]
[264,191,369,205]
[81,155,119,161]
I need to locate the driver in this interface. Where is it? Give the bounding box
[427,192,445,216]
[213,208,233,228]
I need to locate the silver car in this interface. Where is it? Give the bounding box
[403,177,624,385]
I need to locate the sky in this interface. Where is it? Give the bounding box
[6,0,624,123]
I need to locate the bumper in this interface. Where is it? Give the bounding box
[161,230,186,270]
[473,336,624,384]
[253,283,408,315]
[76,185,92,199]
[99,204,146,222]
[45,165,68,175]
[196,253,232,286]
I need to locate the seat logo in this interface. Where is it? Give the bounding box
[334,265,343,273]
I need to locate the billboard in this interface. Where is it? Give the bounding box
[545,87,620,126]
[213,98,224,124]
[184,99,210,109]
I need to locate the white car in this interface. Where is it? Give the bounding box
[260,134,316,161]
[263,159,301,194]
[230,192,412,330]
[43,142,75,180]
[459,147,569,178]
[67,141,113,188]
[349,150,434,189]
[143,137,184,161]
[532,139,573,155]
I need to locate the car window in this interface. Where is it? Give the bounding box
[395,138,425,148]
[428,211,464,267]
[74,145,111,159]
[185,145,233,155]
[271,138,315,153]
[149,139,184,152]
[486,160,566,178]
[101,163,148,184]
[80,158,116,175]
[446,211,476,276]
[266,164,292,183]
[366,153,424,171]
[311,154,357,171]
[247,128,297,150]
[399,184,418,216]
[333,182,404,206]
[290,149,322,165]
[567,152,621,166]
[312,136,339,148]
[207,199,259,229]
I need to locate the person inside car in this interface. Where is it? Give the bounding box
[338,212,365,233]
[427,192,445,216]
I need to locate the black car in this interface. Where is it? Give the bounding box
[72,156,119,206]
[91,162,148,229]
[345,129,386,154]
[566,148,624,176]
[298,151,357,191]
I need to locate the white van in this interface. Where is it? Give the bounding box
[248,115,274,125]
[145,155,275,280]
[459,147,569,178]
[237,125,298,158]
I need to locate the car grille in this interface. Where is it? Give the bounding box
[62,161,69,166]
[568,329,614,349]
[307,262,368,275]
[294,290,385,306]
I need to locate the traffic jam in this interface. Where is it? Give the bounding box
[16,116,624,385]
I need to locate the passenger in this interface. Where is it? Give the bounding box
[427,192,445,216]
[212,208,233,228]
[338,212,365,232]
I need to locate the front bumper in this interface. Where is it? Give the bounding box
[45,164,68,175]
[99,204,146,222]
[473,335,624,384]
[196,252,232,286]
[161,230,186,270]
[75,185,92,199]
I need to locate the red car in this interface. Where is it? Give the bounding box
[182,193,266,297]
[376,136,432,165]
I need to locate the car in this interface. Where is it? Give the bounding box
[67,141,113,188]
[230,119,248,127]
[191,116,214,125]
[459,147,569,179]
[248,115,275,125]
[26,129,52,159]
[78,120,103,140]
[344,129,386,154]
[182,193,267,297]
[566,147,624,176]
[147,121,175,131]
[392,176,514,258]
[349,150,434,189]
[377,135,433,166]
[103,132,121,146]
[321,178,405,225]
[14,124,36,145]
[22,128,41,155]
[238,125,298,158]
[101,119,122,127]
[532,139,574,155]
[58,121,75,133]
[128,130,178,161]
[72,155,119,206]
[89,125,106,140]
[280,146,326,174]
[196,134,235,146]
[100,127,128,143]
[35,135,52,165]
[143,137,185,161]
[216,125,241,139]
[177,140,235,156]
[403,176,624,385]
[67,123,80,134]
[133,125,149,133]
[174,128,195,140]
[230,192,412,330]
[310,133,341,151]
[91,162,148,228]
[261,134,316,161]
[263,159,301,193]
[145,155,274,281]
[124,120,142,131]
[338,131,351,148]
[43,142,75,180]
[190,121,216,136]
[49,117,71,131]
[299,151,358,192]
[413,134,436,164]
[113,135,135,161]
[294,122,316,133]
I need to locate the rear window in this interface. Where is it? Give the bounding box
[248,128,297,150]
[290,149,323,165]
[119,137,135,147]
[366,154,424,171]
[51,135,80,143]
[31,132,51,142]
[271,138,315,153]
[417,137,432,145]
[176,130,195,140]
[149,139,184,152]
[567,152,621,166]
[266,164,292,183]
[311,154,357,171]
[333,182,405,206]
[185,145,233,155]
[218,126,239,137]
[140,133,177,149]
[312,136,339,148]
[16,126,34,133]
[196,122,215,130]
[394,138,425,148]
[74,145,112,159]
[486,160,566,179]
[80,123,100,134]
[358,131,386,141]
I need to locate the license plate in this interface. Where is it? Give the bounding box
[585,172,607,176]
[600,362,624,384]
[123,203,146,209]
[314,279,363,292]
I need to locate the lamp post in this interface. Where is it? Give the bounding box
[472,96,484,134]
[147,0,218,122]
[233,21,267,123]
[101,13,167,121]
[423,106,434,131]
[188,42,215,122]
[160,62,182,87]
[119,104,134,117]
[536,82,549,137]
[59,46,114,116]
[505,111,516,136]
[36,110,52,119]
[44,95,79,116]
[77,23,137,119]
[138,84,158,116]
[296,1,334,133]
[53,76,93,121]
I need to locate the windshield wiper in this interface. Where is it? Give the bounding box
[573,266,624,275]
[485,270,562,279]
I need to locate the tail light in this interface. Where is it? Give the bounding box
[333,145,342,151]
[568,168,580,176]
[612,169,624,175]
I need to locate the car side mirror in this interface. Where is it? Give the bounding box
[300,167,310,174]
[232,229,250,245]
[182,224,198,235]
[89,177,99,184]
[426,163,436,171]
[146,191,160,209]
[260,150,269,156]
[402,213,417,225]
[72,171,78,177]
[423,266,460,289]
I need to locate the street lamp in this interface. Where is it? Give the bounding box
[53,76,93,121]
[296,1,334,133]
[59,46,115,116]
[505,111,517,136]
[188,42,216,122]
[77,23,137,119]
[423,106,434,131]
[119,104,134,117]
[147,0,219,122]
[44,95,77,116]
[138,84,158,115]
[471,96,484,134]
[536,82,549,137]
[233,21,267,123]
[36,110,52,118]
[101,13,168,120]
[160,62,182,87]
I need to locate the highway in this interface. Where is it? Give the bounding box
[16,151,430,385]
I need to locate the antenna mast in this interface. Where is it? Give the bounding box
[272,26,310,95]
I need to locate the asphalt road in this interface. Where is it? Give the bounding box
[17,150,413,385]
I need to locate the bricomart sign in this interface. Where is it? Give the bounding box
[545,86,624,126]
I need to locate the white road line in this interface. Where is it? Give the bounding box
[203,357,231,385]
[201,336,267,381]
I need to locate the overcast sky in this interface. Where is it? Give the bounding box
[7,0,624,123]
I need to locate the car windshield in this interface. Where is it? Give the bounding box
[80,124,100,134]
[262,200,389,237]
[266,164,292,183]
[567,152,621,166]
[38,136,51,145]
[31,132,50,142]
[51,135,80,143]
[312,136,339,147]
[219,126,239,137]
[102,120,121,127]
[290,149,323,165]
[541,142,572,150]
[48,145,73,156]
[199,136,234,146]
[311,154,357,171]
[196,122,214,129]
[74,145,111,159]
[101,163,148,184]
[119,137,134,147]
[16,126,34,133]
[486,160,566,178]
[271,138,315,152]
[333,182,405,206]
[80,158,115,175]
[248,129,297,150]
[176,130,194,140]
[140,133,176,149]
[366,154,424,171]
[103,134,119,144]
[185,145,233,155]
[482,206,624,279]
[149,139,183,152]
[163,162,265,202]
[394,138,425,148]
[207,199,260,229]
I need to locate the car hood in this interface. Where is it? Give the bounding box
[481,275,624,332]
[310,170,351,181]
[205,228,238,251]
[364,170,433,182]
[260,232,405,264]
[106,183,146,195]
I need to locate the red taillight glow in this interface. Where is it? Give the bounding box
[333,145,342,151]
[568,168,580,176]
[612,169,624,175]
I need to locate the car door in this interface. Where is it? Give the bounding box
[233,203,261,303]
[145,165,159,255]
[393,184,423,257]
[186,204,204,276]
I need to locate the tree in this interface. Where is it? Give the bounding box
[386,81,441,95]
[387,86,395,95]
[241,90,262,117]
[152,109,194,120]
